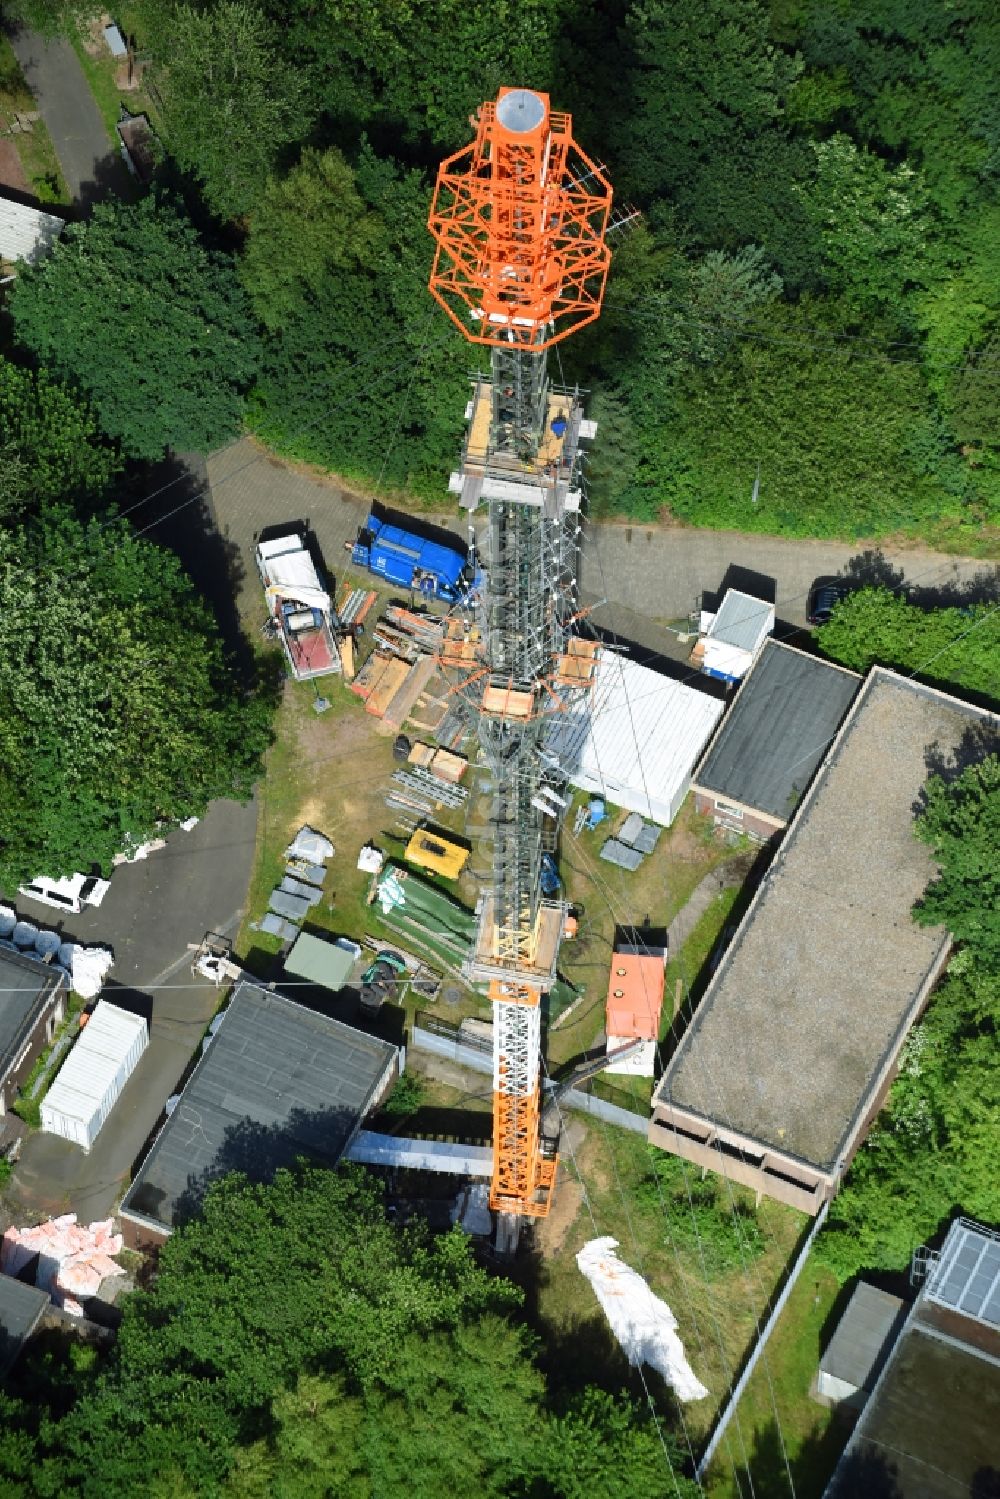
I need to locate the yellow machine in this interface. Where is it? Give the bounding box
[404,829,470,881]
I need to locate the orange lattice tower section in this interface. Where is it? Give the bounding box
[429,87,612,351]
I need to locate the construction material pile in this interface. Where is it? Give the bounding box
[373,862,476,973]
[600,812,662,872]
[0,905,113,998]
[1,1215,125,1318]
[253,825,333,942]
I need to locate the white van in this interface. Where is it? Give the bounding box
[18,873,111,915]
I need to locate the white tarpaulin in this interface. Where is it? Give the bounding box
[576,1237,709,1402]
[285,825,334,863]
[69,946,114,1000]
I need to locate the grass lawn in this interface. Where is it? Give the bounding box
[0,35,67,204]
[703,1253,847,1498]
[528,1118,810,1450]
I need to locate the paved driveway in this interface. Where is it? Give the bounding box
[6,796,257,1223]
[4,23,131,206]
[208,437,997,632]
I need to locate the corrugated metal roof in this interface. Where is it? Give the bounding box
[0,196,64,266]
[347,1130,492,1175]
[546,649,724,824]
[694,641,860,820]
[41,1001,147,1125]
[819,1281,906,1388]
[708,589,774,653]
[121,981,397,1233]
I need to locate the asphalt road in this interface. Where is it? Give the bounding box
[207,437,998,631]
[4,23,131,206]
[6,796,257,1224]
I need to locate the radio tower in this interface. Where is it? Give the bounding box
[428,88,612,1235]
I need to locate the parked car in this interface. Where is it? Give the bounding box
[806,576,854,626]
[18,873,110,915]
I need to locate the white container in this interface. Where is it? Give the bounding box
[40,1002,148,1152]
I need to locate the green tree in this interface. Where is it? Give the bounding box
[913,755,1000,969]
[11,197,259,460]
[0,510,273,886]
[146,2,309,221]
[241,147,383,331]
[817,589,1000,700]
[0,357,119,517]
[816,960,1000,1281]
[795,133,932,318]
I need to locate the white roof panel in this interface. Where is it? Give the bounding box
[546,650,724,824]
[0,196,64,266]
[43,1002,147,1124]
[708,589,774,653]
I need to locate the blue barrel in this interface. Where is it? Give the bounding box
[13,921,39,948]
[0,907,15,939]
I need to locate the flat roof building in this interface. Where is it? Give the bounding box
[815,1282,907,1409]
[0,948,68,1121]
[119,981,399,1247]
[0,194,63,270]
[546,648,724,827]
[0,1273,49,1376]
[825,1218,1000,1498]
[693,641,860,841]
[650,669,999,1213]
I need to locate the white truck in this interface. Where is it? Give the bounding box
[255,534,341,681]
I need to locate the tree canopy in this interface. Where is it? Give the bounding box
[817,588,1000,701]
[0,357,119,519]
[0,1165,695,1499]
[11,196,259,460]
[0,509,273,886]
[913,755,1000,971]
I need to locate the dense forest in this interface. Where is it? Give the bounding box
[9,0,1000,547]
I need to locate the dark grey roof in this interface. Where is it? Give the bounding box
[0,1274,48,1375]
[0,949,65,1083]
[121,981,397,1234]
[599,839,643,871]
[825,1309,1000,1499]
[694,641,860,821]
[819,1282,906,1390]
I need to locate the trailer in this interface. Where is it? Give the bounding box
[350,513,478,603]
[256,534,341,680]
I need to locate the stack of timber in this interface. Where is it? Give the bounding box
[407,741,468,785]
[383,605,445,653]
[336,585,377,632]
[351,651,412,717]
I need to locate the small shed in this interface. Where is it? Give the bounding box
[40,1001,148,1152]
[699,590,774,684]
[284,932,357,993]
[606,942,666,1076]
[0,1273,49,1375]
[816,1282,907,1408]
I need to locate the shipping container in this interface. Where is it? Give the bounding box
[40,1001,148,1152]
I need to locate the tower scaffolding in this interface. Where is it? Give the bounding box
[428,87,612,1224]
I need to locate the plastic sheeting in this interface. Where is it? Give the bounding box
[576,1237,709,1403]
[285,825,334,863]
[69,946,114,1000]
[1,1215,124,1318]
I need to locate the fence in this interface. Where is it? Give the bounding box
[411,1014,650,1135]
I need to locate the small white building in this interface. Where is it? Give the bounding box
[699,589,774,684]
[546,649,725,826]
[40,1001,148,1152]
[0,195,64,271]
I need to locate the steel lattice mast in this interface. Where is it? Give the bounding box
[428,88,612,1222]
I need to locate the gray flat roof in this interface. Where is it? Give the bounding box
[0,949,65,1082]
[0,1273,48,1375]
[657,669,999,1173]
[826,1311,1000,1498]
[694,641,860,821]
[121,981,397,1233]
[710,590,773,652]
[820,1281,906,1389]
